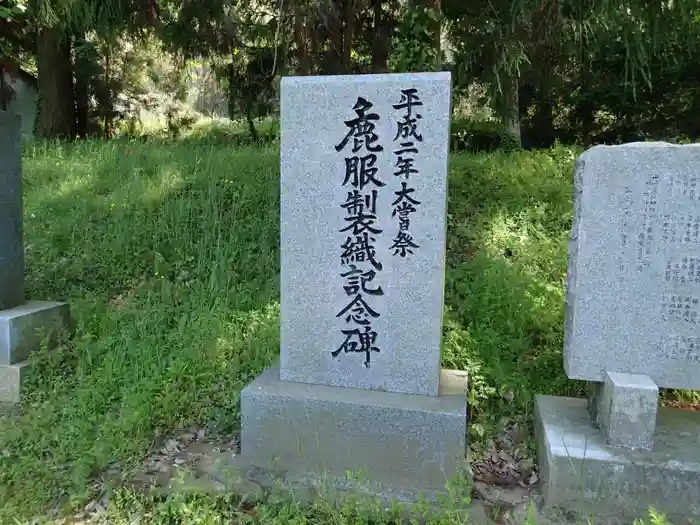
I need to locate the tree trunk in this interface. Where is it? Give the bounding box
[36,27,76,140]
[246,108,258,142]
[227,63,236,119]
[426,0,441,70]
[294,10,311,75]
[102,46,113,139]
[371,0,391,73]
[327,0,344,74]
[533,93,555,148]
[342,0,354,73]
[501,74,521,146]
[74,38,91,138]
[574,65,595,146]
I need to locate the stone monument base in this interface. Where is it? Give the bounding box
[241,363,468,502]
[0,300,72,403]
[0,360,32,404]
[535,395,700,523]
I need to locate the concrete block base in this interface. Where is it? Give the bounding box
[535,395,700,523]
[0,360,31,403]
[593,372,659,450]
[0,301,71,403]
[241,363,468,502]
[0,301,72,365]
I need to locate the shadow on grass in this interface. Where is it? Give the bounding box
[136,118,280,148]
[23,138,280,305]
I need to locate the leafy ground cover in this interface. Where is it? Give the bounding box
[0,131,691,523]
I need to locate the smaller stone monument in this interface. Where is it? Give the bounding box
[535,143,700,522]
[0,111,71,403]
[240,72,467,502]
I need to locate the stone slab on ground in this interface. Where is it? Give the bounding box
[240,363,467,502]
[279,73,451,397]
[535,394,700,523]
[563,143,700,390]
[0,300,72,365]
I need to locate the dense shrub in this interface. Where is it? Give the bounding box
[450,119,520,153]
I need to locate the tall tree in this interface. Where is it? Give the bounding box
[370,0,392,72]
[29,0,160,139]
[294,5,312,75]
[443,0,700,146]
[35,25,76,138]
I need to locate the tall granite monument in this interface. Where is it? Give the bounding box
[535,143,700,522]
[240,72,468,500]
[0,111,71,403]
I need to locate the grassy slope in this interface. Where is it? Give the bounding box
[0,137,620,518]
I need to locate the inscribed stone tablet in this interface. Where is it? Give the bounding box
[279,73,451,396]
[0,112,24,311]
[564,142,700,389]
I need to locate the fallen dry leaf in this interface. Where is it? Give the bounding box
[528,471,539,485]
[471,419,538,488]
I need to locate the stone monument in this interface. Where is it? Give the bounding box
[535,143,700,522]
[240,72,468,501]
[0,111,71,403]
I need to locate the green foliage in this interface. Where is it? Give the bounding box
[164,103,199,137]
[389,4,439,73]
[634,506,676,525]
[15,0,700,145]
[0,0,25,21]
[443,0,700,144]
[562,39,700,144]
[450,119,521,153]
[88,479,474,525]
[443,144,585,436]
[72,35,200,138]
[182,118,279,146]
[215,47,277,140]
[0,0,31,106]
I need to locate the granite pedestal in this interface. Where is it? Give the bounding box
[535,395,700,523]
[241,364,468,501]
[0,301,72,402]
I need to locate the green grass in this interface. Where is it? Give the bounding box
[0,134,690,522]
[66,488,680,525]
[72,484,476,525]
[444,145,586,434]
